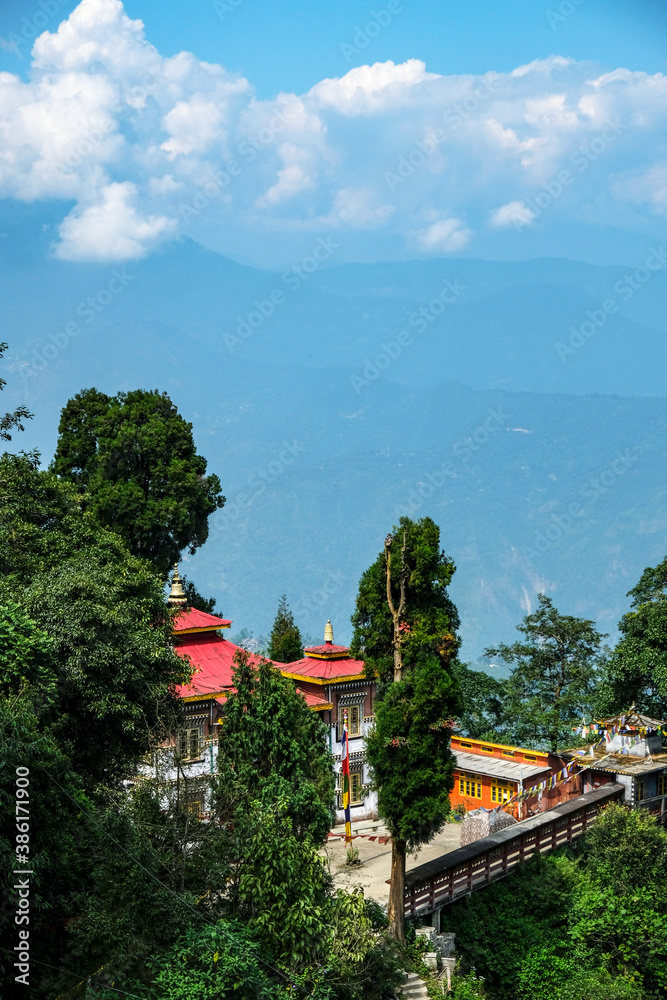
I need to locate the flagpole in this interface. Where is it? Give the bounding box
[342,708,352,846]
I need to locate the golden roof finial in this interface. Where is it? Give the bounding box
[324,619,334,644]
[168,564,187,606]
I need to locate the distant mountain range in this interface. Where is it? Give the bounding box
[4,199,666,659]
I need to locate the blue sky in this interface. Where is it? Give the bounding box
[130,0,667,98]
[3,0,666,94]
[1,0,666,266]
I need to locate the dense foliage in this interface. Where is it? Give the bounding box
[52,387,225,576]
[217,650,335,844]
[0,418,399,998]
[598,556,667,718]
[0,452,187,784]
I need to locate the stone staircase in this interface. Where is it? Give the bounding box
[403,926,457,995]
[401,970,430,1000]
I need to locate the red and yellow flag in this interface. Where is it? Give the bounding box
[341,709,352,844]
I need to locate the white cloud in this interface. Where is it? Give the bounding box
[255,143,316,207]
[329,188,394,227]
[161,97,224,158]
[416,217,472,253]
[0,0,664,261]
[612,163,667,216]
[309,59,437,115]
[56,181,175,260]
[32,0,154,77]
[490,200,537,228]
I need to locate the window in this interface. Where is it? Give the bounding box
[482,745,494,752]
[524,755,536,762]
[491,780,513,803]
[338,768,364,807]
[339,704,362,737]
[185,787,205,816]
[636,779,646,801]
[459,741,471,748]
[178,725,203,761]
[502,750,515,757]
[458,774,482,799]
[658,774,667,796]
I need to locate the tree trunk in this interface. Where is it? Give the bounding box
[387,837,406,943]
[393,615,403,682]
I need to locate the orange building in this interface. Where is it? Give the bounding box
[450,736,580,818]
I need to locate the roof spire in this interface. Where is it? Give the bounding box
[324,619,334,644]
[168,564,187,606]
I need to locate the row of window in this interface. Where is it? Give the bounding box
[491,781,513,803]
[459,776,482,798]
[457,742,537,762]
[176,706,366,764]
[457,773,515,803]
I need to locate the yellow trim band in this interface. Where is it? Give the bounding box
[453,737,550,760]
[175,624,231,635]
[180,691,229,702]
[280,670,366,685]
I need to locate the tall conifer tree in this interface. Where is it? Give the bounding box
[350,516,462,942]
[268,594,304,663]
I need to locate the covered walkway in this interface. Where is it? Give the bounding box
[404,783,623,922]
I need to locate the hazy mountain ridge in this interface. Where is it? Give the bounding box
[3,214,666,657]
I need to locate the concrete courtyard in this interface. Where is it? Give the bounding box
[322,820,462,905]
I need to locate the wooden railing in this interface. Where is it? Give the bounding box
[404,783,623,917]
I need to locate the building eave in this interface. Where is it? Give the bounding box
[280,670,366,685]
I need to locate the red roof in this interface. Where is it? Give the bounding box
[175,633,334,712]
[173,607,232,632]
[176,633,255,698]
[297,687,332,710]
[304,642,352,658]
[282,655,365,683]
